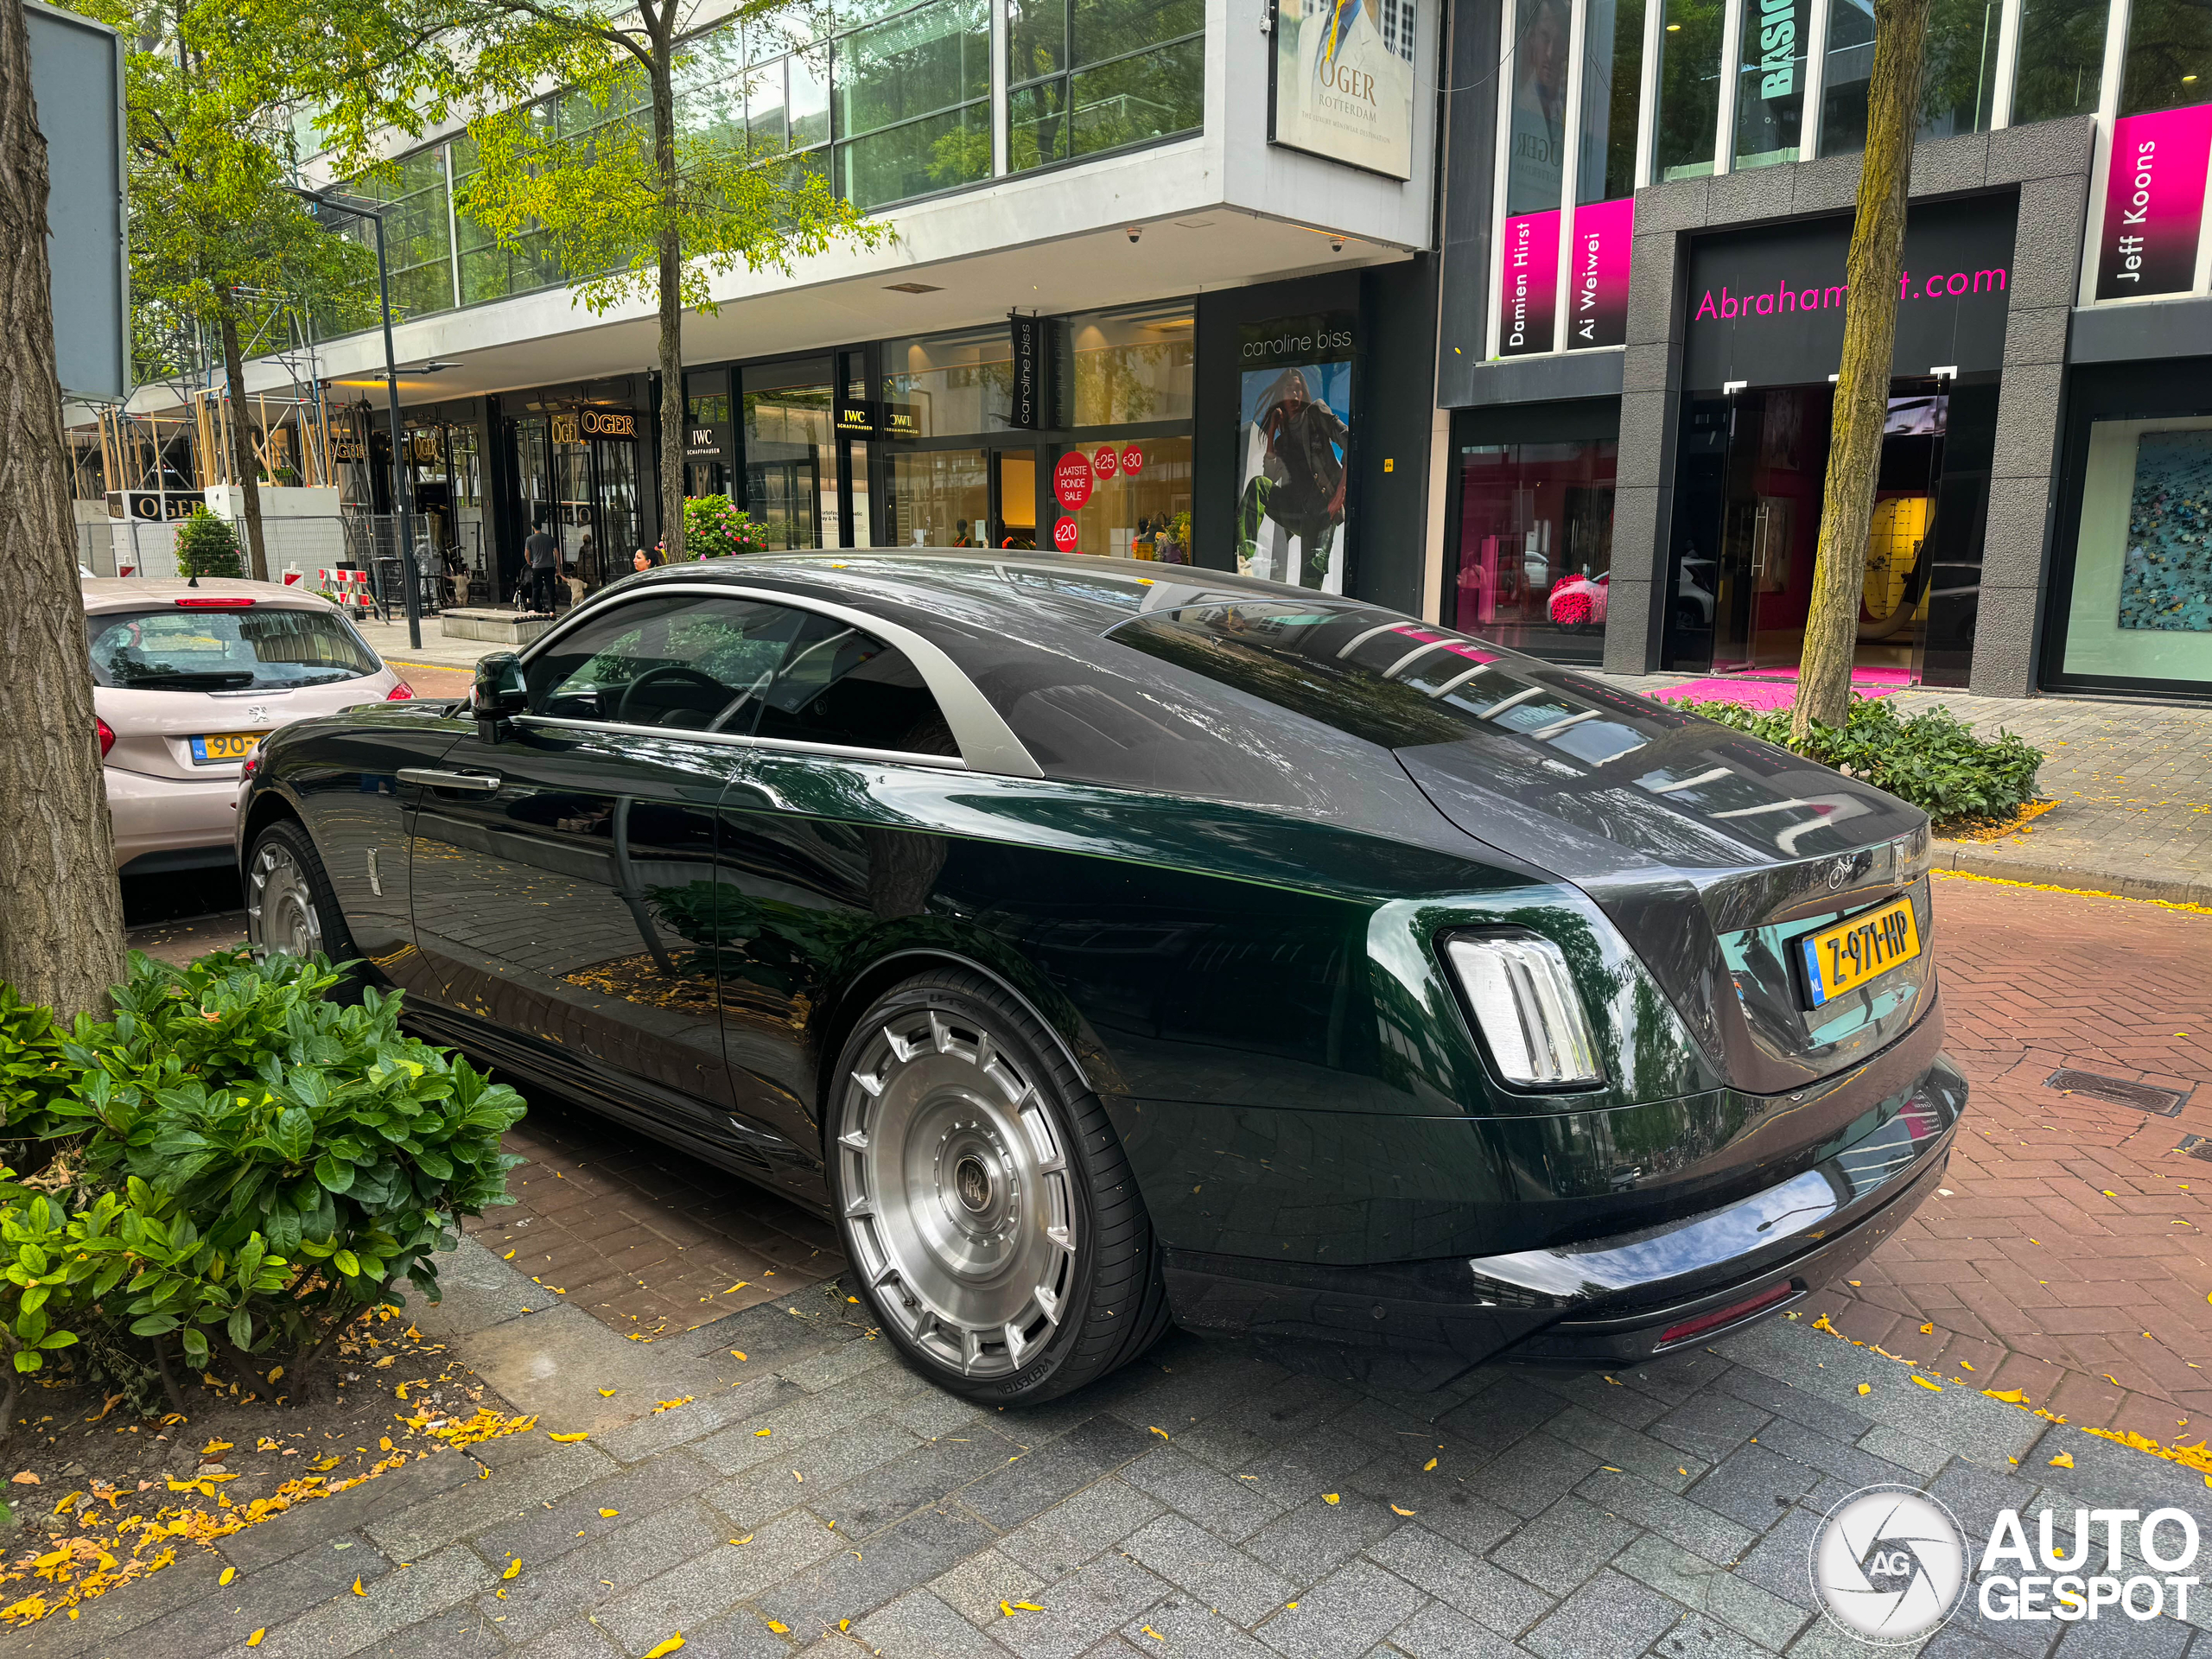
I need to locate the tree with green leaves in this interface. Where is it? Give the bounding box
[293,0,889,562]
[73,0,378,581]
[1794,0,1931,740]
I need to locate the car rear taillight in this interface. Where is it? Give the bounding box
[1444,934,1605,1088]
[241,751,259,779]
[1658,1282,1797,1348]
[386,681,415,700]
[97,716,115,759]
[175,596,255,608]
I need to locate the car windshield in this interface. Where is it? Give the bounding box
[86,607,380,691]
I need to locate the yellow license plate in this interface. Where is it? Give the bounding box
[1798,896,1921,1007]
[190,731,264,765]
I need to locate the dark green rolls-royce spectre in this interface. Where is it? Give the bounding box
[235,552,1962,1403]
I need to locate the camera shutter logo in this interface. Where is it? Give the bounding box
[1809,1485,1968,1643]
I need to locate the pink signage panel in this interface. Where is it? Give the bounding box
[2096,103,2212,300]
[1497,210,1560,357]
[1567,198,1635,350]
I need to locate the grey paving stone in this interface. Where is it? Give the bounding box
[809,1427,1017,1538]
[0,1549,232,1659]
[219,1448,475,1572]
[1518,1568,1684,1659]
[1612,1535,1807,1652]
[1527,1373,1671,1434]
[474,1446,721,1568]
[1245,1490,1414,1586]
[366,1439,618,1559]
[352,1600,509,1657]
[632,1610,794,1657]
[1854,1426,1954,1480]
[1923,1459,2049,1546]
[1686,1446,1821,1535]
[1122,1594,1279,1658]
[704,1415,925,1531]
[1731,1505,1823,1613]
[107,1529,385,1659]
[1365,1524,1555,1637]
[253,1543,496,1659]
[1452,1430,1600,1523]
[853,1587,1019,1658]
[1122,1447,1300,1543]
[999,1476,1166,1578]
[2048,1606,2193,1658]
[595,1375,798,1464]
[693,1378,906,1476]
[1255,1558,1429,1659]
[1715,1368,1878,1448]
[982,1549,1169,1659]
[779,1334,902,1393]
[1754,1414,1919,1492]
[1650,1390,1775,1466]
[892,1387,1007,1442]
[1122,1512,1298,1623]
[963,1415,1163,1530]
[1649,1613,1773,1659]
[1388,1601,1538,1658]
[1484,1496,1640,1598]
[474,1498,734,1641]
[1436,1388,1573,1463]
[933,1546,1051,1628]
[755,1503,999,1634]
[594,1508,842,1652]
[509,1618,627,1659]
[1573,1470,1755,1565]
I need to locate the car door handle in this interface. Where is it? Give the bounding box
[397,768,503,792]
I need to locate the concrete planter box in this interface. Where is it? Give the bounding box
[442,608,556,646]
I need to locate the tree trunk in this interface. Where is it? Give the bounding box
[218,302,270,582]
[651,51,685,566]
[1792,0,1930,742]
[0,0,126,1018]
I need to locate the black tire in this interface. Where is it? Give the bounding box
[243,817,364,1000]
[827,968,1170,1404]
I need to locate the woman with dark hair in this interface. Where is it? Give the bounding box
[632,544,660,573]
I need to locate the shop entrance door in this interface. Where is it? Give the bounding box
[1693,379,1948,677]
[993,450,1038,550]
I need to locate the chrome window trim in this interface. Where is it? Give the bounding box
[514,712,969,772]
[514,580,1042,778]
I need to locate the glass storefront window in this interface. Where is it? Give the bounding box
[2012,0,2107,122]
[886,448,989,545]
[1509,0,1573,213]
[882,327,1014,436]
[2122,0,2212,114]
[743,362,835,549]
[1579,0,1646,203]
[1734,0,1807,168]
[834,0,990,209]
[1655,0,1725,178]
[1066,304,1195,428]
[1451,433,1618,664]
[454,127,566,307]
[1049,435,1193,563]
[2059,416,2212,689]
[1007,0,1202,172]
[1823,0,1999,154]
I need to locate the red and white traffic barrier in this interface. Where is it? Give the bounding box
[316,569,371,601]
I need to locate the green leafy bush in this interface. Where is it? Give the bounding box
[677,494,769,559]
[174,508,243,580]
[1692,696,2045,824]
[0,950,524,1400]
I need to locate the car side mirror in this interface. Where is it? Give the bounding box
[473,652,527,740]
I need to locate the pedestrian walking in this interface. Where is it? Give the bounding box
[524,518,560,614]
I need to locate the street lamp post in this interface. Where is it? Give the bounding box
[285,185,421,651]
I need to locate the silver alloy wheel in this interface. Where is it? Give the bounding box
[245,839,324,959]
[838,1008,1077,1377]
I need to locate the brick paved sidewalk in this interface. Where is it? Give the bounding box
[1809,872,2212,1443]
[19,1229,2203,1659]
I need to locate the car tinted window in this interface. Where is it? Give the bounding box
[530,594,810,730]
[751,612,954,756]
[86,607,378,690]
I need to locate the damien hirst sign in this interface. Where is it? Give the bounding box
[1683,194,2018,389]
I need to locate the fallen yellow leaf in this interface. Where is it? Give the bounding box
[504,1560,522,1580]
[600,1509,620,1517]
[1143,1625,1164,1640]
[840,1619,851,1631]
[1858,1384,1872,1395]
[1423,1458,1437,1471]
[724,1282,749,1294]
[247,1632,265,1649]
[1983,1388,2029,1404]
[548,1432,589,1443]
[2103,1191,2118,1197]
[1960,1360,1975,1371]
[1012,1601,1043,1612]
[1148,1427,1169,1440]
[1921,1323,1935,1334]
[730,1535,753,1546]
[731,1351,747,1361]
[202,1440,233,1456]
[645,1637,686,1657]
[219,1567,237,1586]
[1322,1494,1340,1504]
[351,1578,366,1597]
[1391,1504,1415,1516]
[1910,1376,1942,1392]
[1287,1601,1300,1611]
[766,1621,789,1635]
[503,1250,516,1259]
[754,1428,772,1438]
[2050,1451,2075,1468]
[599,1389,616,1397]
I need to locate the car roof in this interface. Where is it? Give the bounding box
[79,577,340,614]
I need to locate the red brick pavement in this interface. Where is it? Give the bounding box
[461,1098,842,1341]
[1807,871,2212,1446]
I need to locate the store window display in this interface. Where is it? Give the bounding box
[1048,437,1192,563]
[1451,430,1618,664]
[2058,415,2212,691]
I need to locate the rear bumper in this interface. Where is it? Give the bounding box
[106,765,243,873]
[1161,1049,1964,1374]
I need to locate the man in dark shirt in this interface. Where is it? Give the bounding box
[523,521,559,614]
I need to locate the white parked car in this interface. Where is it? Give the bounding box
[84,578,411,875]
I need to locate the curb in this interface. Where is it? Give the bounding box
[1935,845,2212,910]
